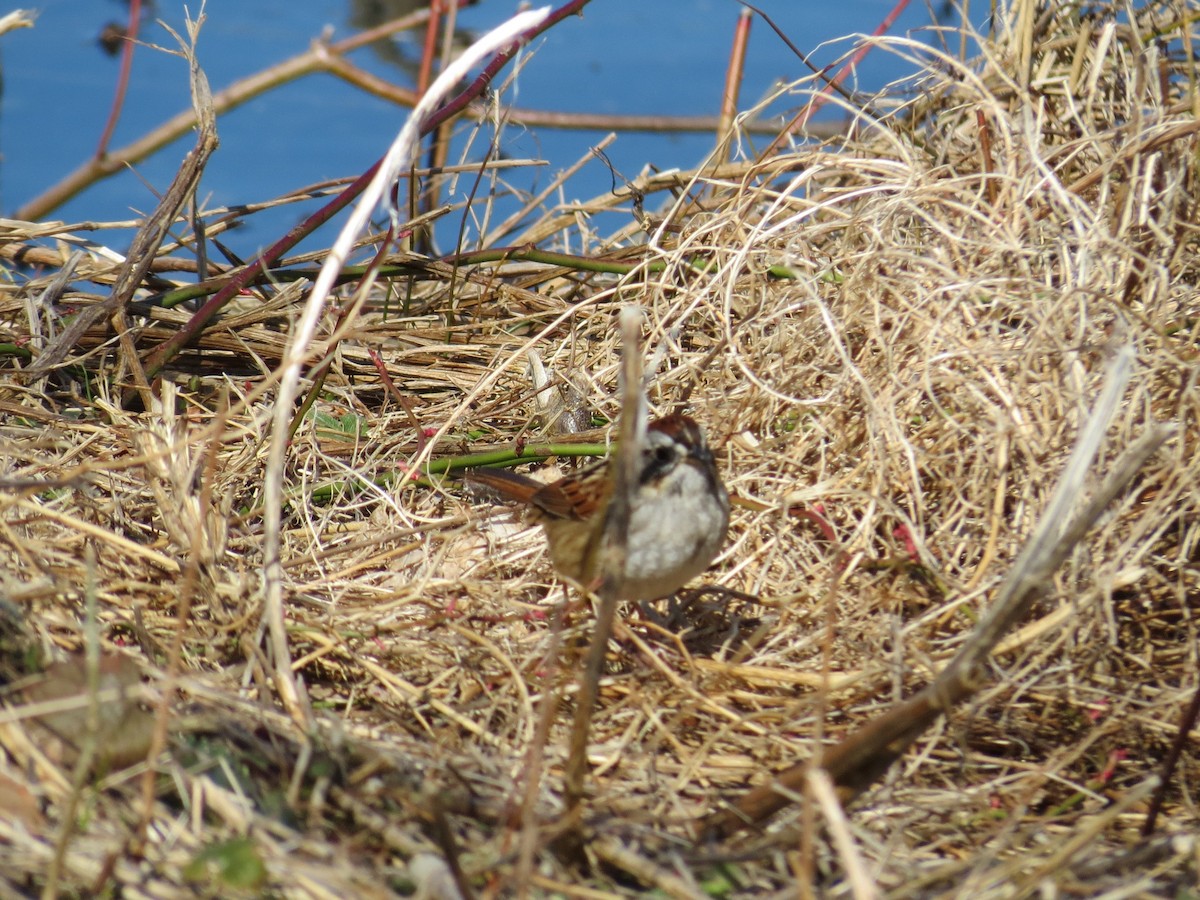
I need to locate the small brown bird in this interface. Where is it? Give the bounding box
[467,414,729,599]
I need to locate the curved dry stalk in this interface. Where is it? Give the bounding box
[261,6,553,728]
[561,306,646,833]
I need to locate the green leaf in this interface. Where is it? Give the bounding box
[183,837,267,890]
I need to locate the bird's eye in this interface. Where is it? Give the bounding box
[639,441,678,484]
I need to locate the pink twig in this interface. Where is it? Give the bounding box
[95,0,142,159]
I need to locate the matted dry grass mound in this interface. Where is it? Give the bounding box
[1,2,1198,896]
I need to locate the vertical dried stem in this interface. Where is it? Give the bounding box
[562,307,646,833]
[261,7,552,729]
[719,8,752,159]
[95,0,142,159]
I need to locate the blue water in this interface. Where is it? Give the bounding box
[1,1,957,256]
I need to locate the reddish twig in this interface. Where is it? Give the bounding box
[719,7,753,158]
[369,348,429,454]
[416,0,442,96]
[411,0,446,254]
[1141,677,1200,836]
[95,0,142,159]
[978,108,998,206]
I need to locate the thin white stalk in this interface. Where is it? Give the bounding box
[260,7,551,725]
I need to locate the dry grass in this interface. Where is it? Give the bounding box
[1,2,1199,896]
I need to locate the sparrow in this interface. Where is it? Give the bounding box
[467,414,729,599]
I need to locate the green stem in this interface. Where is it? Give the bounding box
[303,441,607,505]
